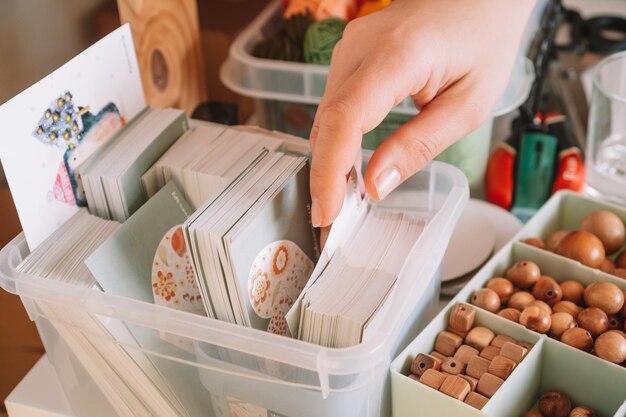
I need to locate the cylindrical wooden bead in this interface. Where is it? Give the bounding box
[449,303,476,333]
[464,392,489,410]
[594,331,626,363]
[479,346,500,361]
[486,277,514,304]
[439,375,471,401]
[499,341,528,364]
[560,327,594,352]
[453,344,479,365]
[498,308,521,323]
[559,280,585,305]
[577,307,609,337]
[476,373,504,398]
[491,334,516,348]
[466,355,491,379]
[441,357,466,375]
[410,353,441,377]
[508,291,535,311]
[487,355,517,380]
[465,326,495,350]
[419,369,447,390]
[434,331,463,356]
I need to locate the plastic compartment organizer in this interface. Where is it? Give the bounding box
[391,191,626,417]
[0,136,468,417]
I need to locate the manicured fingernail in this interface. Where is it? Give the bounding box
[311,198,322,228]
[376,168,401,200]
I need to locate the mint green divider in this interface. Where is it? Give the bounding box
[390,305,542,417]
[616,400,626,417]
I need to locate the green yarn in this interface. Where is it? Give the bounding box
[252,13,314,62]
[304,18,347,65]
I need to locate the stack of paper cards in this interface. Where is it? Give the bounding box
[185,150,318,336]
[80,108,188,222]
[141,122,283,210]
[297,207,426,348]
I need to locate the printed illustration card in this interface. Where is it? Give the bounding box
[0,24,145,249]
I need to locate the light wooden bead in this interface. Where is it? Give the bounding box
[477,373,504,398]
[577,307,609,338]
[441,357,466,375]
[449,303,476,333]
[411,353,441,377]
[508,291,536,311]
[600,258,616,274]
[560,327,593,352]
[546,230,569,252]
[522,237,546,250]
[466,355,491,379]
[488,355,517,380]
[580,210,626,255]
[506,260,541,289]
[500,341,528,363]
[435,331,463,356]
[584,282,625,315]
[549,312,577,339]
[520,306,552,334]
[447,327,468,339]
[453,344,479,365]
[465,326,495,350]
[439,375,471,401]
[430,351,447,362]
[408,374,420,382]
[491,334,516,348]
[594,331,626,363]
[559,280,585,305]
[552,301,582,319]
[569,406,598,417]
[419,369,447,390]
[486,277,515,304]
[480,345,501,361]
[528,300,553,315]
[532,275,563,306]
[498,308,521,323]
[464,392,489,410]
[471,288,502,313]
[460,375,478,392]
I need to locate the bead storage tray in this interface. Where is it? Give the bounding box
[391,191,626,417]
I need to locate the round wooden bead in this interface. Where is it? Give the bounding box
[559,280,585,305]
[546,230,569,252]
[486,277,515,304]
[577,307,609,338]
[524,412,543,417]
[621,290,626,319]
[522,237,546,249]
[584,282,625,315]
[560,327,593,352]
[539,390,572,417]
[471,288,501,313]
[594,331,626,363]
[605,329,626,339]
[528,300,552,315]
[520,306,551,334]
[617,250,626,269]
[549,312,577,339]
[613,268,626,279]
[532,276,562,306]
[508,291,535,311]
[607,314,623,331]
[465,327,495,350]
[506,260,541,289]
[497,308,521,323]
[552,301,582,319]
[580,210,625,255]
[555,231,606,269]
[569,406,597,417]
[600,258,616,274]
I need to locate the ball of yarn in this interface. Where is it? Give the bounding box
[356,0,391,18]
[304,18,347,65]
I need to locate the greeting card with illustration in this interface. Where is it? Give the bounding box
[0,24,145,249]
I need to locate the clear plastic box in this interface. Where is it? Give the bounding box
[0,133,468,417]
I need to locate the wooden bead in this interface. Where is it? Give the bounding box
[552,300,582,319]
[486,277,515,304]
[546,230,569,252]
[471,288,501,313]
[528,300,553,315]
[569,406,598,417]
[524,412,544,417]
[465,327,495,350]
[560,327,593,352]
[605,329,626,339]
[613,268,626,279]
[617,250,626,269]
[584,282,625,315]
[453,344,479,365]
[559,280,585,305]
[480,345,501,361]
[430,351,447,362]
[500,341,528,363]
[488,355,517,380]
[594,331,626,363]
[522,237,546,249]
[441,357,466,375]
[577,307,609,337]
[459,375,478,392]
[449,303,476,333]
[447,327,468,339]
[555,231,606,269]
[508,291,535,311]
[435,331,463,356]
[466,355,491,379]
[408,374,420,382]
[607,314,623,331]
[491,334,516,348]
[600,258,616,274]
[419,369,447,390]
[532,276,562,306]
[439,375,471,401]
[580,210,626,255]
[498,308,521,323]
[549,312,577,339]
[621,290,626,319]
[539,390,572,417]
[506,260,541,289]
[464,392,489,410]
[520,306,552,334]
[411,353,441,376]
[476,373,504,398]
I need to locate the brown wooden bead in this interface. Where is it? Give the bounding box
[471,288,501,313]
[419,369,447,390]
[430,351,447,362]
[600,258,616,274]
[465,326,495,350]
[447,327,468,339]
[408,374,420,382]
[520,306,552,334]
[466,355,491,379]
[506,260,541,289]
[621,290,626,319]
[605,329,626,339]
[435,331,463,356]
[439,375,471,401]
[607,314,623,331]
[486,277,515,304]
[464,392,489,410]
[524,412,543,417]
[539,390,572,417]
[580,210,626,255]
[449,303,476,333]
[555,231,606,269]
[453,344,479,365]
[528,300,553,315]
[552,300,582,319]
[577,307,609,337]
[546,230,569,252]
[532,276,563,306]
[498,308,521,323]
[559,280,585,305]
[560,327,594,352]
[549,312,577,339]
[594,331,626,363]
[480,345,501,361]
[522,237,546,250]
[617,250,626,269]
[459,374,478,392]
[488,355,516,380]
[441,357,465,375]
[411,353,442,376]
[508,291,535,311]
[613,268,626,279]
[569,406,598,417]
[476,373,504,398]
[491,334,516,348]
[500,341,528,363]
[584,282,625,315]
